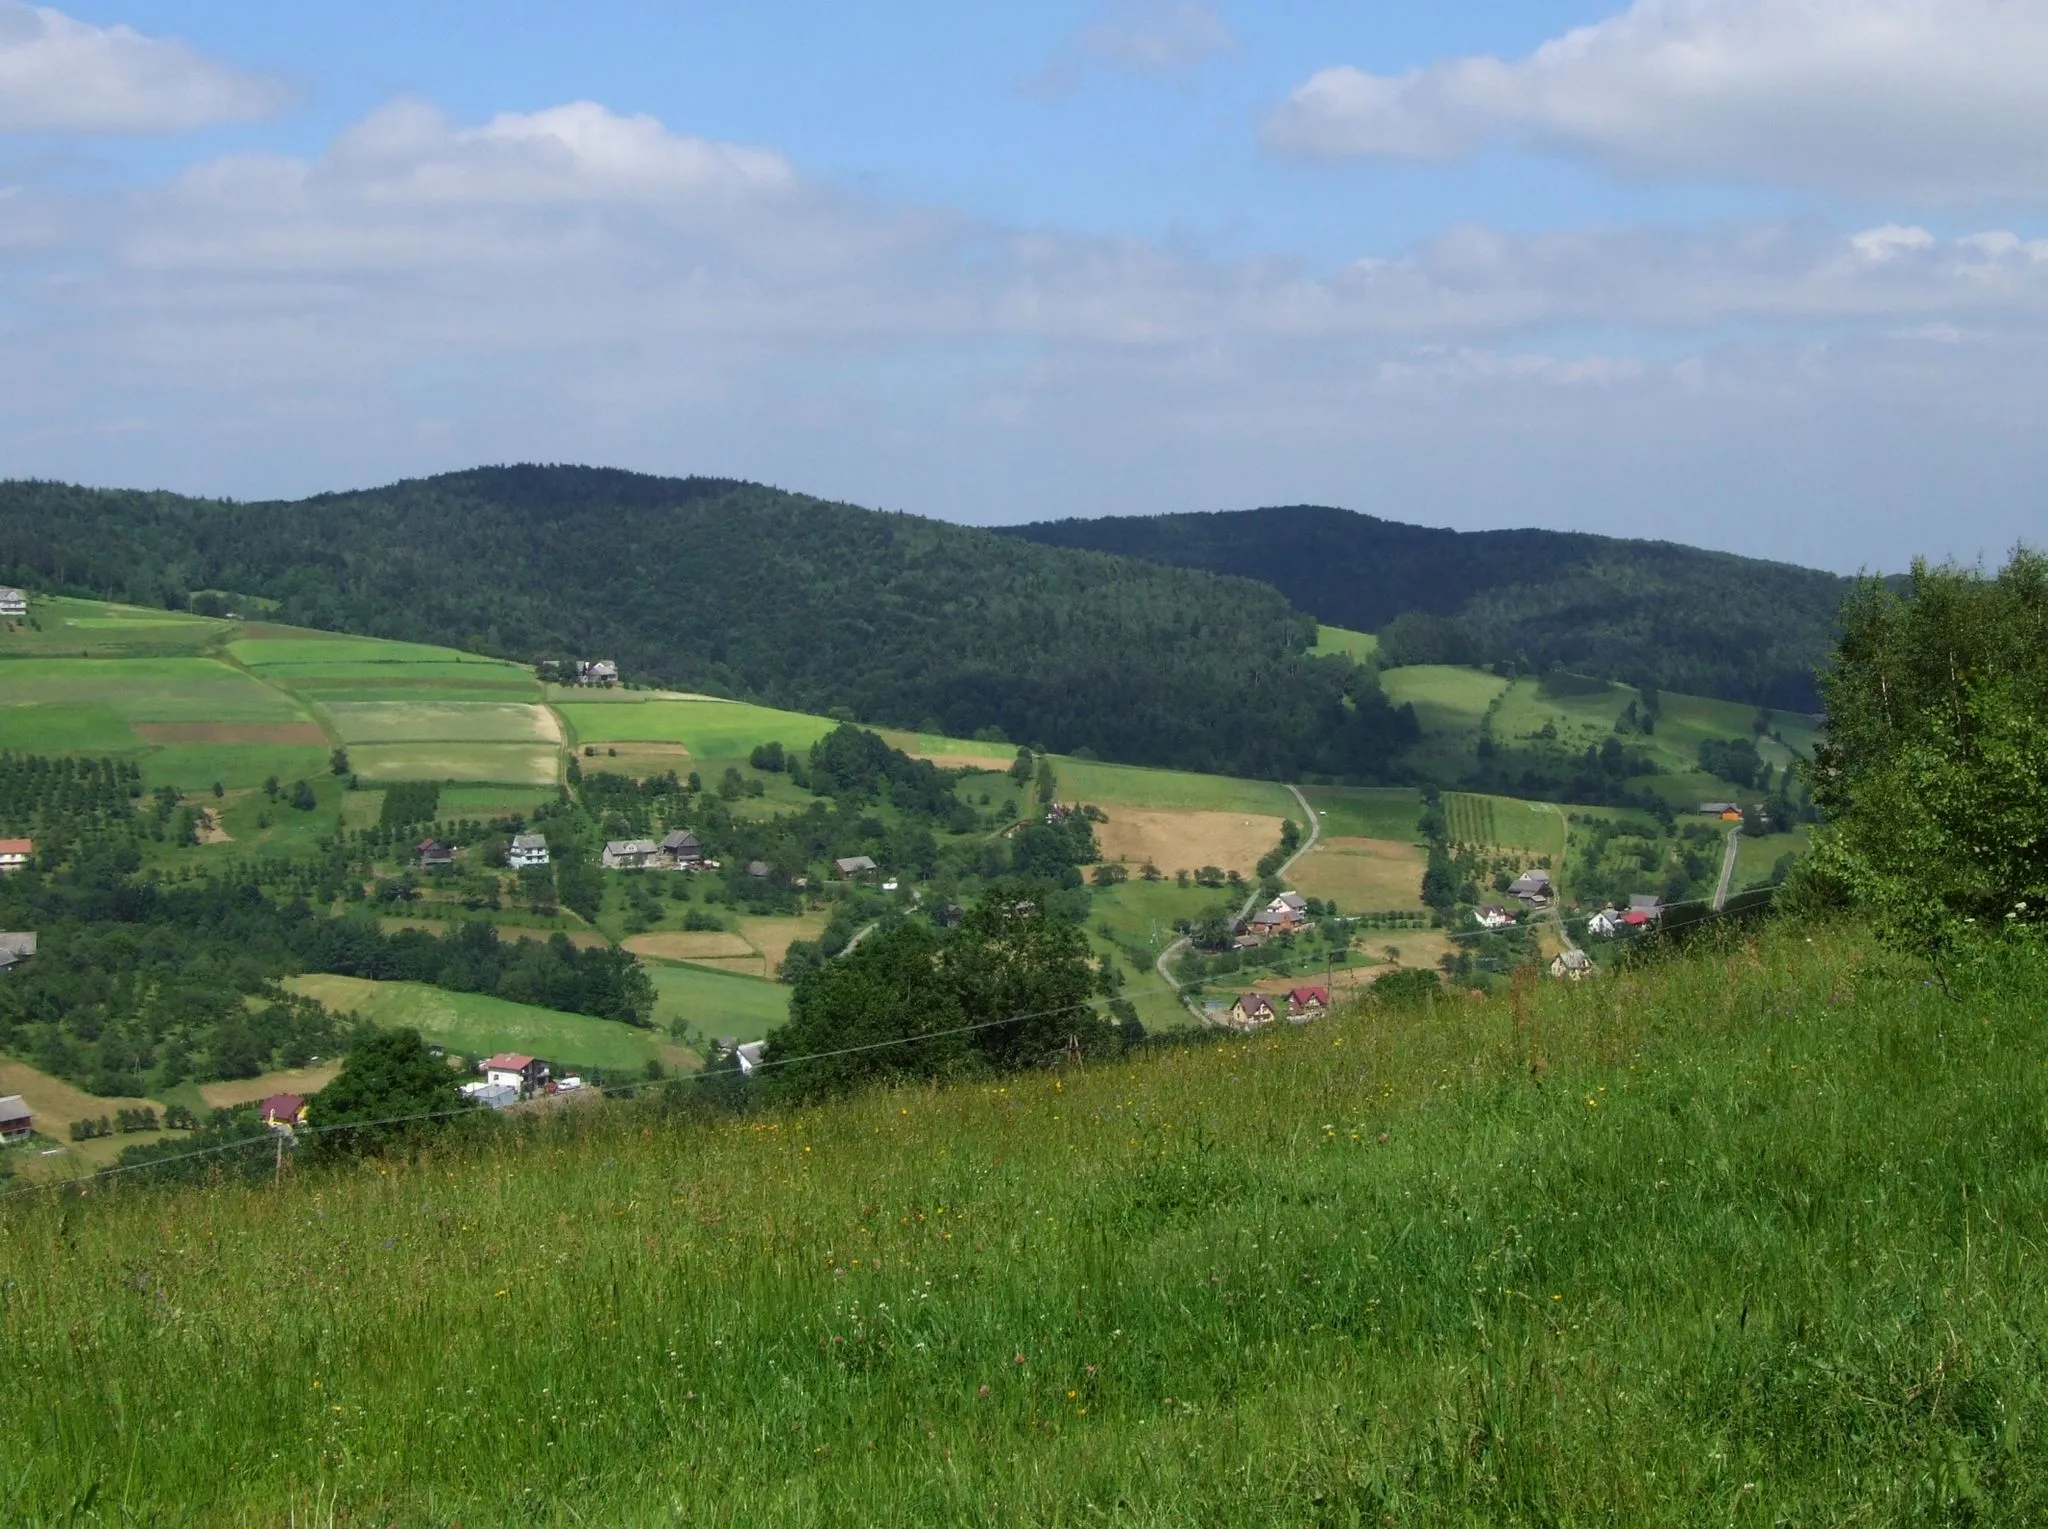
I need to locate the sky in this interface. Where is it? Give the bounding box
[1,2,2044,573]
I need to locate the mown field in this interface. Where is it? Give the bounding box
[3,924,2038,1524]
[1310,624,1379,663]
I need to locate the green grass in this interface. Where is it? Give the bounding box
[0,657,309,720]
[141,744,335,793]
[6,924,2045,1523]
[230,636,529,670]
[322,702,559,744]
[438,785,559,817]
[347,742,559,787]
[280,974,672,1073]
[1380,664,1510,734]
[0,596,233,657]
[1299,785,1424,840]
[1049,757,1297,816]
[1311,624,1379,663]
[556,698,840,756]
[643,959,792,1043]
[1448,792,1567,859]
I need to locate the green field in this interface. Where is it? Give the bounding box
[556,698,841,756]
[0,657,311,721]
[1311,624,1379,663]
[643,960,792,1043]
[230,636,529,670]
[10,925,2042,1522]
[1380,664,1510,734]
[323,701,559,744]
[0,595,231,657]
[282,974,676,1073]
[1447,791,1567,859]
[1299,785,1424,840]
[347,742,559,787]
[1050,757,1297,816]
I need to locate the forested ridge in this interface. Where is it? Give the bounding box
[1009,504,1856,709]
[0,468,1414,781]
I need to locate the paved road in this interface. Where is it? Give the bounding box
[1712,825,1743,912]
[1156,783,1322,1023]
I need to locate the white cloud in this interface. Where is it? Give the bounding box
[1265,0,2048,200]
[0,2,287,134]
[2,97,2046,569]
[1028,2,1237,95]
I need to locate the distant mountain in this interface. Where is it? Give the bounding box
[0,468,1416,782]
[1006,506,1856,710]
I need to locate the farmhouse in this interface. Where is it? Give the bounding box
[602,839,661,870]
[0,1095,31,1143]
[1230,992,1278,1027]
[1507,869,1553,906]
[1588,908,1623,938]
[1288,986,1330,1021]
[835,855,878,880]
[574,660,620,687]
[507,833,550,869]
[416,839,455,870]
[1698,802,1740,817]
[1475,905,1515,930]
[1551,949,1596,981]
[1274,891,1308,916]
[735,1042,767,1076]
[661,830,703,866]
[1628,895,1665,920]
[482,1054,551,1096]
[0,839,32,873]
[0,588,26,617]
[0,933,36,974]
[258,1094,307,1130]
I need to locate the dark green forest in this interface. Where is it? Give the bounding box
[1009,504,1857,709]
[0,469,1414,781]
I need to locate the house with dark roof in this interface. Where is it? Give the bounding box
[602,839,660,870]
[0,933,36,974]
[258,1094,307,1130]
[835,855,878,880]
[0,1095,31,1143]
[661,830,702,865]
[1507,869,1553,905]
[508,833,550,869]
[417,839,455,870]
[1230,992,1279,1027]
[1551,949,1596,981]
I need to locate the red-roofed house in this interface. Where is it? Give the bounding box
[483,1054,551,1096]
[1287,986,1331,1020]
[1230,992,1278,1028]
[258,1094,306,1130]
[0,839,31,874]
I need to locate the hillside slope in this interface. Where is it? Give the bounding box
[1007,505,1856,709]
[0,469,1413,781]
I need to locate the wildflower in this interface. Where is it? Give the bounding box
[1013,1352,1026,1365]
[978,1384,991,1398]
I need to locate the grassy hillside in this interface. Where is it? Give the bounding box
[3,924,2041,1523]
[0,468,1424,781]
[1010,504,1855,710]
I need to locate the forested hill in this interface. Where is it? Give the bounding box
[0,468,1415,781]
[1007,505,1855,710]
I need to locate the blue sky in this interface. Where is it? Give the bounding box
[2,1,2045,571]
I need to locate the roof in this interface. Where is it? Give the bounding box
[1290,986,1330,1005]
[0,1095,29,1124]
[746,860,770,877]
[1698,802,1740,815]
[1235,992,1276,1012]
[0,839,32,857]
[661,830,700,850]
[1554,949,1594,971]
[836,855,878,873]
[510,834,547,850]
[1628,895,1664,914]
[1508,868,1553,888]
[258,1094,304,1120]
[417,838,451,855]
[483,1053,538,1071]
[1621,911,1651,926]
[0,933,36,958]
[1276,891,1308,911]
[605,839,660,855]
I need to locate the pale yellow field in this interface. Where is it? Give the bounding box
[1095,808,1284,876]
[1285,837,1428,911]
[348,743,559,787]
[199,1063,343,1109]
[737,915,828,975]
[582,742,694,775]
[0,1059,163,1132]
[625,932,758,962]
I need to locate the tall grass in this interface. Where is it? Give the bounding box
[4,923,2046,1524]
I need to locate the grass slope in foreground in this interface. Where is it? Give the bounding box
[4,924,2043,1523]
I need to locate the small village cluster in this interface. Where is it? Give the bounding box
[457,1053,586,1110]
[1223,985,1331,1030]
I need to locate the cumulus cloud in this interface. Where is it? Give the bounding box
[1028,2,1237,95]
[1265,0,2048,200]
[0,2,287,134]
[1,95,2045,568]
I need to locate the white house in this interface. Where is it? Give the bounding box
[1475,906,1515,930]
[734,1042,767,1076]
[0,840,32,874]
[461,1080,520,1111]
[507,833,550,869]
[481,1053,550,1096]
[0,588,26,618]
[574,660,620,686]
[1274,891,1308,915]
[1588,908,1623,939]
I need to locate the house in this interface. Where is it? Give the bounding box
[482,1053,551,1096]
[1698,802,1740,817]
[507,833,550,869]
[1551,949,1596,981]
[1628,895,1665,920]
[661,830,702,866]
[1507,869,1553,905]
[835,855,878,880]
[1588,908,1623,938]
[0,1095,31,1143]
[574,660,620,687]
[0,839,32,873]
[0,933,36,974]
[734,1042,767,1076]
[257,1094,306,1130]
[417,839,455,870]
[1621,911,1652,930]
[602,839,661,870]
[745,860,770,880]
[0,588,25,618]
[1475,905,1515,930]
[1230,992,1279,1027]
[1274,891,1308,916]
[461,1080,520,1111]
[1287,986,1331,1021]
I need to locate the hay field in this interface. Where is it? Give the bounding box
[1052,758,1296,817]
[878,730,1014,771]
[0,657,311,721]
[0,1059,164,1130]
[324,702,562,744]
[557,698,838,756]
[624,932,758,963]
[198,1063,343,1109]
[576,742,695,775]
[1286,837,1428,911]
[1095,808,1284,876]
[737,915,829,975]
[347,742,559,787]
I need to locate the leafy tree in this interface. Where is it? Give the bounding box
[330,747,351,776]
[308,1027,470,1156]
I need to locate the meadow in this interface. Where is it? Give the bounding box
[1446,792,1567,861]
[1051,757,1297,817]
[3,924,2038,1524]
[1310,624,1379,663]
[642,959,793,1043]
[556,697,840,757]
[1300,784,1424,840]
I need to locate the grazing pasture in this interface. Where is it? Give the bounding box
[1301,785,1423,841]
[1379,664,1509,734]
[557,698,839,757]
[642,961,791,1042]
[1310,624,1379,663]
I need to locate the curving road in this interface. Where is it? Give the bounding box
[1157,783,1322,1023]
[1712,825,1742,912]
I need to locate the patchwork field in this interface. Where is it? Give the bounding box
[0,596,230,657]
[282,975,683,1074]
[1095,808,1284,877]
[1285,837,1428,911]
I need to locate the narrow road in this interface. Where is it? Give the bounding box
[1156,784,1322,1023]
[1712,825,1742,912]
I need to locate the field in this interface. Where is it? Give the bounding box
[345,742,559,786]
[198,1063,344,1109]
[1310,623,1379,663]
[1379,663,1510,734]
[878,730,1015,771]
[642,960,792,1043]
[1283,836,1427,911]
[1050,757,1296,817]
[0,595,231,657]
[280,975,681,1074]
[1093,808,1285,877]
[7,925,2034,1522]
[322,702,562,744]
[1446,792,1568,860]
[555,698,840,756]
[1298,785,1423,841]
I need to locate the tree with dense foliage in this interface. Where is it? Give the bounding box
[1808,552,2048,965]
[308,1027,470,1155]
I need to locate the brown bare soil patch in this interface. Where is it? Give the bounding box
[1286,837,1429,911]
[626,931,758,962]
[199,1062,343,1109]
[136,722,326,746]
[588,743,693,776]
[1095,809,1284,876]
